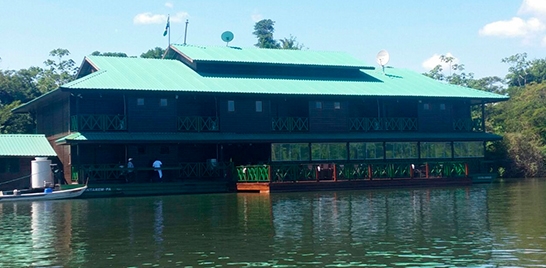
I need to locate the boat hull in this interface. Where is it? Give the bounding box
[0,186,87,202]
[63,180,233,198]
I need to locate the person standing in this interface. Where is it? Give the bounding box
[126,158,135,182]
[152,158,163,181]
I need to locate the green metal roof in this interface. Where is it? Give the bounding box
[169,44,375,69]
[56,132,502,145]
[0,134,57,157]
[58,53,508,103]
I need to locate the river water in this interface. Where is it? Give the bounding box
[0,178,545,267]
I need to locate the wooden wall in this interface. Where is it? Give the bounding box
[418,101,455,132]
[37,94,70,136]
[127,94,177,132]
[308,100,348,132]
[0,157,33,190]
[219,97,271,133]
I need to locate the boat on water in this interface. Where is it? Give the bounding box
[0,185,87,202]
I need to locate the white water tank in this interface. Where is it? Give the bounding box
[31,157,53,189]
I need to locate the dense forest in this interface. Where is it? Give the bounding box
[1,20,545,178]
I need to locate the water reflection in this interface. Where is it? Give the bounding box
[0,179,544,267]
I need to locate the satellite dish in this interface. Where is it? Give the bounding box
[221,31,234,46]
[376,50,390,66]
[376,50,390,74]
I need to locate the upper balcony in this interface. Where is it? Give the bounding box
[69,115,483,133]
[71,114,126,132]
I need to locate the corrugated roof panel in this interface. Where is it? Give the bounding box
[171,44,374,68]
[0,134,57,157]
[59,50,508,102]
[63,56,209,91]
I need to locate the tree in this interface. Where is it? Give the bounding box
[91,51,129,57]
[280,35,305,50]
[253,19,280,49]
[40,48,77,93]
[140,47,166,59]
[502,53,530,87]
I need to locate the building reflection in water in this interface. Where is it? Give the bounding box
[0,200,87,267]
[263,187,492,265]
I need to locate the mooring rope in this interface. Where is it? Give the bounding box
[0,169,54,186]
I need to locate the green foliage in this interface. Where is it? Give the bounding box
[280,35,305,50]
[40,48,78,93]
[253,19,280,49]
[140,47,166,59]
[253,19,304,50]
[91,51,129,57]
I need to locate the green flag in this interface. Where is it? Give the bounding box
[163,16,170,36]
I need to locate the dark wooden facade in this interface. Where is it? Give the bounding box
[13,46,506,192]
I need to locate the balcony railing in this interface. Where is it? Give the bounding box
[272,117,309,132]
[71,114,126,132]
[349,117,418,132]
[178,116,219,132]
[453,118,483,132]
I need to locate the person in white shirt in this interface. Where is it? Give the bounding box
[152,158,163,181]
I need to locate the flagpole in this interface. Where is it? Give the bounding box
[168,19,171,46]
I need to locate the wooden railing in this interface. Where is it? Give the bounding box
[349,117,418,132]
[71,114,126,132]
[236,161,470,183]
[178,116,219,132]
[453,118,483,132]
[71,162,232,183]
[272,117,309,132]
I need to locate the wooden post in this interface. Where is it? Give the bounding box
[268,165,271,183]
[465,163,469,178]
[425,163,429,178]
[368,164,373,180]
[315,165,319,182]
[333,164,337,182]
[410,164,414,179]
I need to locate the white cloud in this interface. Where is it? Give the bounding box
[133,13,167,25]
[133,12,188,25]
[422,53,459,71]
[479,17,545,37]
[251,11,263,22]
[518,0,546,17]
[165,2,174,9]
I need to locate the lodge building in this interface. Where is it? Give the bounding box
[13,45,509,195]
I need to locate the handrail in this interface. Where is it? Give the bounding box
[272,117,309,132]
[349,117,417,132]
[178,116,219,132]
[71,114,126,132]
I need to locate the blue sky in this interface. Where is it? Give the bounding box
[1,0,545,79]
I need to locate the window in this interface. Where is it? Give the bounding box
[228,100,235,112]
[137,98,145,106]
[420,142,452,158]
[311,143,347,161]
[440,103,446,110]
[256,101,263,112]
[160,98,168,106]
[350,142,384,160]
[0,158,20,173]
[385,142,418,159]
[423,103,430,110]
[271,143,310,161]
[334,102,341,110]
[316,101,322,109]
[453,141,483,158]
